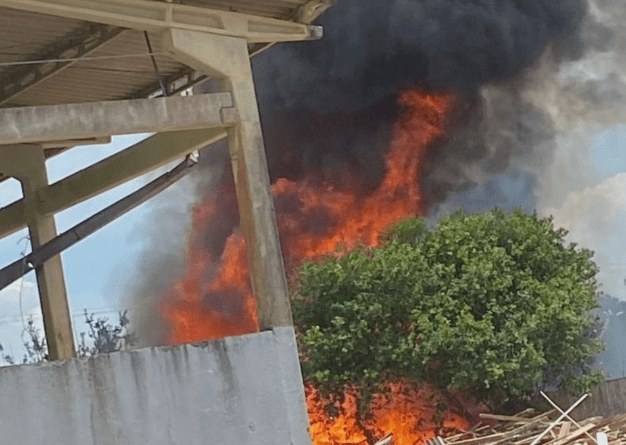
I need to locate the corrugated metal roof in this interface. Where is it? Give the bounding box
[0,9,183,108]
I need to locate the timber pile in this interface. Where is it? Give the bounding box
[424,400,626,445]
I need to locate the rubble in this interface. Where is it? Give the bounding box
[424,394,626,445]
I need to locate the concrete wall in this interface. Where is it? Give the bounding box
[0,327,311,445]
[549,377,626,420]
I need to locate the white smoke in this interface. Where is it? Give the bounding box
[492,0,626,298]
[546,174,626,299]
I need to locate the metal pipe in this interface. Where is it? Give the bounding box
[0,157,196,291]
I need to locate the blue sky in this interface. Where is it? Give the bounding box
[0,127,625,362]
[0,134,170,359]
[588,126,626,301]
[594,126,626,176]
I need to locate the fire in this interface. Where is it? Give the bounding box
[159,88,460,444]
[274,91,453,263]
[160,194,258,344]
[306,381,469,445]
[161,89,454,344]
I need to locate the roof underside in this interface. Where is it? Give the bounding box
[0,0,322,180]
[0,0,316,108]
[175,0,311,20]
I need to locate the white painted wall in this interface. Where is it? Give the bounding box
[0,327,311,445]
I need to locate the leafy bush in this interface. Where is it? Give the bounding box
[292,209,603,404]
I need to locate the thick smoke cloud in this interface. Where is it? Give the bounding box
[255,0,586,109]
[253,0,588,200]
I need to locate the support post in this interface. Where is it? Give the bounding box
[1,145,75,360]
[165,29,293,329]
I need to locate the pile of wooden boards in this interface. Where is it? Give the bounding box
[426,405,626,445]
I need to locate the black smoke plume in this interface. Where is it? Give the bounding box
[253,0,588,204]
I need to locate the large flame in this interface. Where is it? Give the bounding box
[161,90,454,344]
[274,91,452,263]
[159,90,460,443]
[306,381,469,445]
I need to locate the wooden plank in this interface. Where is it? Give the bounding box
[557,422,571,439]
[451,412,555,445]
[529,395,590,445]
[480,414,543,423]
[542,422,597,445]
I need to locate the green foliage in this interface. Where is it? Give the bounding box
[292,209,604,404]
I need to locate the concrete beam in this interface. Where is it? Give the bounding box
[296,0,335,24]
[0,127,227,239]
[0,93,236,145]
[166,29,293,330]
[0,0,323,43]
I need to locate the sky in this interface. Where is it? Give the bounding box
[0,134,197,361]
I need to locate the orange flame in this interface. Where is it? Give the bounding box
[160,89,454,345]
[306,381,469,445]
[274,91,453,263]
[159,89,461,444]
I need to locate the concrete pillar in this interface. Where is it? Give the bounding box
[1,145,75,360]
[164,30,293,329]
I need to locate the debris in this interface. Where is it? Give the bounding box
[373,435,392,445]
[425,396,626,445]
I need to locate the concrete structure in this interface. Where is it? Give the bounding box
[0,0,329,358]
[0,327,310,445]
[0,1,333,443]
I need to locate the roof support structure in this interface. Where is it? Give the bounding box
[0,157,197,292]
[0,93,237,145]
[0,0,323,43]
[296,0,335,24]
[0,0,326,363]
[165,29,293,330]
[0,128,226,240]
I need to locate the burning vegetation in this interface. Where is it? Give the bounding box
[306,382,469,445]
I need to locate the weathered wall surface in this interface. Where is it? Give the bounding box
[0,327,311,445]
[549,377,626,420]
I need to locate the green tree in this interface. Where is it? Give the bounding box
[292,209,603,405]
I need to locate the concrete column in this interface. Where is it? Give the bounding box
[1,145,75,360]
[164,29,293,329]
